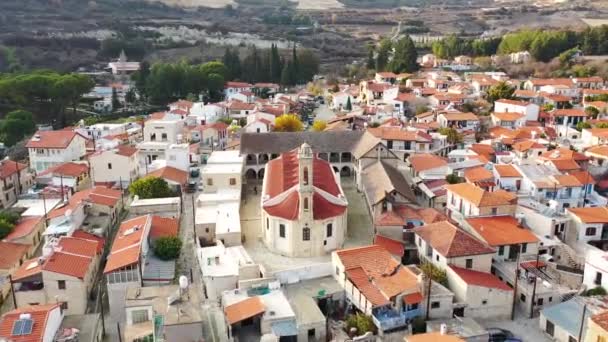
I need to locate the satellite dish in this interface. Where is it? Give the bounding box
[179,275,189,289]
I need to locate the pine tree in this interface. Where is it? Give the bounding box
[366,44,375,70]
[270,44,282,83]
[388,35,419,73]
[281,62,292,86]
[345,96,352,111]
[111,87,121,110]
[291,45,299,84]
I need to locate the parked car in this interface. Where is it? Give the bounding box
[190,167,200,178]
[487,328,521,342]
[185,180,197,193]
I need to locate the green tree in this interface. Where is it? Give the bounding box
[446,174,463,184]
[420,262,448,287]
[297,49,320,84]
[0,219,14,240]
[388,35,419,73]
[576,121,592,131]
[345,96,352,111]
[154,236,182,260]
[200,61,229,81]
[486,81,515,103]
[375,38,392,71]
[366,43,375,70]
[596,123,608,129]
[0,110,36,146]
[0,211,20,225]
[125,88,137,105]
[438,127,463,145]
[585,106,600,119]
[129,176,173,199]
[415,105,429,115]
[274,114,304,132]
[346,313,376,335]
[111,87,121,110]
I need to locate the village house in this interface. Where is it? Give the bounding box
[414,221,512,319]
[143,117,184,144]
[437,112,480,131]
[261,143,348,257]
[540,296,608,342]
[0,303,64,342]
[11,235,101,315]
[224,81,253,99]
[444,182,518,222]
[332,245,453,332]
[0,242,33,300]
[89,145,139,187]
[26,131,88,173]
[491,112,526,129]
[37,162,90,194]
[586,310,608,342]
[0,160,33,209]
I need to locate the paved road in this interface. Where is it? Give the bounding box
[313,104,335,121]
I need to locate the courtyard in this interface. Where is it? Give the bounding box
[239,176,373,273]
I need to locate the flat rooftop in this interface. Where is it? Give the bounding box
[202,163,243,175]
[199,243,255,277]
[58,313,101,342]
[195,201,240,235]
[130,197,181,206]
[13,198,61,216]
[125,284,203,326]
[207,150,245,165]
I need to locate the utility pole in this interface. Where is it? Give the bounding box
[9,274,17,309]
[191,194,196,238]
[529,252,540,319]
[511,245,521,320]
[578,303,587,342]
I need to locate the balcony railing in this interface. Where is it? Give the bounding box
[372,308,421,331]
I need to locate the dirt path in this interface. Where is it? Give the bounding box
[147,0,235,8]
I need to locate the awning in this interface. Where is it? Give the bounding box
[271,320,298,337]
[224,297,265,325]
[520,261,547,270]
[403,292,423,305]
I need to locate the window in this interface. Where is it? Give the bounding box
[586,227,597,236]
[58,280,66,290]
[161,133,167,140]
[131,309,150,324]
[326,224,333,237]
[207,178,213,186]
[229,178,236,186]
[545,320,555,337]
[549,297,553,302]
[335,267,339,276]
[491,207,498,215]
[538,298,544,306]
[520,294,526,302]
[304,197,309,211]
[303,227,310,241]
[521,243,527,253]
[436,254,439,261]
[107,163,112,170]
[482,300,488,305]
[595,272,603,285]
[408,303,419,311]
[266,218,269,230]
[431,302,440,309]
[465,259,473,269]
[61,302,68,310]
[303,167,309,185]
[279,224,285,238]
[498,246,504,256]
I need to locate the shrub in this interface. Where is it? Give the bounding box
[345,313,376,335]
[0,211,20,225]
[421,262,448,287]
[154,236,182,260]
[0,220,14,240]
[129,176,173,199]
[584,286,607,296]
[446,174,463,184]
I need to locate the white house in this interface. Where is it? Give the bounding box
[26,131,88,173]
[90,145,139,186]
[224,81,253,99]
[143,118,184,144]
[261,143,348,257]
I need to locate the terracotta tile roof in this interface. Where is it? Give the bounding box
[346,267,391,306]
[586,145,608,158]
[224,297,265,325]
[375,206,446,227]
[493,164,521,178]
[540,148,588,162]
[465,216,539,246]
[116,145,138,157]
[4,216,43,241]
[413,221,495,257]
[551,109,587,117]
[553,174,583,187]
[493,112,524,121]
[0,160,28,179]
[367,127,432,142]
[550,159,581,172]
[225,81,252,89]
[409,153,448,172]
[542,93,572,102]
[104,215,149,273]
[147,166,188,185]
[529,78,573,87]
[12,258,42,281]
[374,235,404,256]
[470,144,495,160]
[57,237,99,257]
[0,242,30,270]
[514,89,537,98]
[512,140,545,152]
[170,100,193,110]
[464,166,493,183]
[403,292,423,305]
[406,332,465,342]
[48,187,120,219]
[226,100,255,111]
[26,130,87,149]
[567,207,608,224]
[439,112,479,121]
[496,99,530,106]
[42,251,92,279]
[591,311,608,331]
[449,265,512,291]
[0,303,60,342]
[88,186,122,206]
[377,72,397,77]
[446,183,517,207]
[568,170,596,185]
[43,162,88,178]
[150,216,179,239]
[71,230,105,254]
[337,244,418,303]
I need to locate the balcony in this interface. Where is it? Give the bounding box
[16,281,44,292]
[372,307,421,331]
